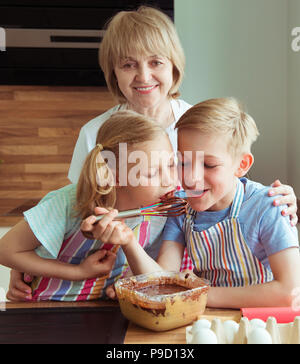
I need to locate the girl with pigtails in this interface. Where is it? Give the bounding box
[0,111,178,301]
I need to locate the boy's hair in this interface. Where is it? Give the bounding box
[175,97,259,157]
[99,6,185,103]
[76,110,167,218]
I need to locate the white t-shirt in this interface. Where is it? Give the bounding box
[68,99,192,183]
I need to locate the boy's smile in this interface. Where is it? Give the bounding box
[178,129,241,212]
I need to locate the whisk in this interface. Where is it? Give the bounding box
[94,191,187,222]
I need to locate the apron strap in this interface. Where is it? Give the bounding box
[229,178,245,219]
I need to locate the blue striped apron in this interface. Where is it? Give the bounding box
[183,178,274,287]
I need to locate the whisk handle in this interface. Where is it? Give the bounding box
[94,208,142,222]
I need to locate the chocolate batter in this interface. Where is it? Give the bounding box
[136,284,189,296]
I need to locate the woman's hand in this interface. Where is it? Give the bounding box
[81,207,136,247]
[269,180,298,226]
[6,270,33,301]
[77,249,117,280]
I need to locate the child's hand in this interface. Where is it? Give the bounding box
[6,270,33,301]
[77,249,117,280]
[81,207,136,247]
[105,268,133,300]
[105,284,117,300]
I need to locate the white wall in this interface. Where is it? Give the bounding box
[175,0,297,189]
[0,228,11,299]
[288,0,300,197]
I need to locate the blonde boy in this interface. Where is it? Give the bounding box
[82,98,300,308]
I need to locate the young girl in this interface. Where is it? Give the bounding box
[0,110,177,301]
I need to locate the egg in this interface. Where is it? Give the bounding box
[191,319,211,334]
[250,319,266,330]
[191,328,218,344]
[248,328,272,344]
[223,320,239,344]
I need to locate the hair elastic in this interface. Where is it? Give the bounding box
[96,143,104,151]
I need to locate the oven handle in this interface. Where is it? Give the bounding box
[6,28,105,48]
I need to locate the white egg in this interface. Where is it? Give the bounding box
[248,328,272,344]
[191,328,218,344]
[192,319,211,334]
[223,320,239,344]
[250,319,266,329]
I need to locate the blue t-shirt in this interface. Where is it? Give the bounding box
[163,178,299,270]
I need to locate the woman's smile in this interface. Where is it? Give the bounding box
[134,85,159,95]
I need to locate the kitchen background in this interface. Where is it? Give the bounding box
[0,0,299,298]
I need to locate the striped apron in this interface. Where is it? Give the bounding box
[183,179,274,287]
[31,217,151,301]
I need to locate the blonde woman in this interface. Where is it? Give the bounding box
[0,111,177,301]
[68,6,188,184]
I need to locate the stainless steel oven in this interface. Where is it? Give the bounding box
[0,0,173,85]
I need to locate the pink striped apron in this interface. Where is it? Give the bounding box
[31,217,151,301]
[183,179,274,287]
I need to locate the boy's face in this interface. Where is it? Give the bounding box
[178,128,241,211]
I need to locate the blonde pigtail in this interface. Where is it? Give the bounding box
[76,144,116,219]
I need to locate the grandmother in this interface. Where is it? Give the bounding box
[68,6,191,183]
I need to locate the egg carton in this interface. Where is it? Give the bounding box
[186,316,300,344]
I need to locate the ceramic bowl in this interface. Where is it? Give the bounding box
[115,271,209,332]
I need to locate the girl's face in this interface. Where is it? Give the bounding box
[116,135,178,209]
[178,129,240,212]
[114,53,174,113]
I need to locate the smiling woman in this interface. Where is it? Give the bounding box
[99,6,185,105]
[68,6,191,184]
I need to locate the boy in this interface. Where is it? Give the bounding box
[82,98,300,308]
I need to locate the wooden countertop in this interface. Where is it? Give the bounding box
[3,301,241,344]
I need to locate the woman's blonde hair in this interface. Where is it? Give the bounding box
[175,97,259,157]
[99,6,185,103]
[76,110,167,218]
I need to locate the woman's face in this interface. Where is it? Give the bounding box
[114,53,174,112]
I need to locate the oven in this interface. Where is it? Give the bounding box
[0,0,174,85]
